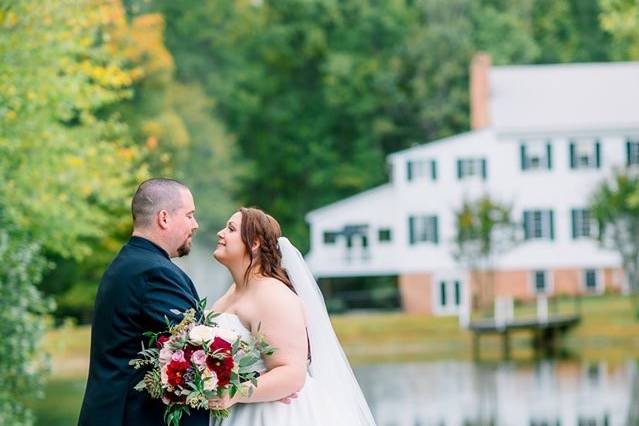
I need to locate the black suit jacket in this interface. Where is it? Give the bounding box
[78,236,209,426]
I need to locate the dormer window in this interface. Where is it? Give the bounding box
[520,140,552,171]
[407,159,437,182]
[569,139,601,169]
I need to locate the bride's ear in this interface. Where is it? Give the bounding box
[251,240,261,254]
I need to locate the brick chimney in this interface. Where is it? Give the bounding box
[470,52,491,129]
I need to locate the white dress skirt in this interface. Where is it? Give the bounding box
[210,313,362,426]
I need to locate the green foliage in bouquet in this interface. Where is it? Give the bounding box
[130,299,276,426]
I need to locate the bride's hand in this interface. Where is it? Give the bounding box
[208,393,239,410]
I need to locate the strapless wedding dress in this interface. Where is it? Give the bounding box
[210,312,360,426]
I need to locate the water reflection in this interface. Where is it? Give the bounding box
[355,359,638,426]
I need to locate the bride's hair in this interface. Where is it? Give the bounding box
[239,207,295,293]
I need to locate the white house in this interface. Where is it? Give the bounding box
[305,54,639,315]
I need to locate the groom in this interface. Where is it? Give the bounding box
[78,178,209,426]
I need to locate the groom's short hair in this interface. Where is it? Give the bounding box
[132,178,189,228]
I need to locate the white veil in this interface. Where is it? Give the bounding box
[278,237,377,425]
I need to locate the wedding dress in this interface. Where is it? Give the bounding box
[210,238,376,426]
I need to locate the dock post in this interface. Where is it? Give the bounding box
[502,330,511,360]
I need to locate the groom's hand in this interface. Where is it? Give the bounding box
[278,392,298,404]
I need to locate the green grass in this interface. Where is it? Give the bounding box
[26,378,86,426]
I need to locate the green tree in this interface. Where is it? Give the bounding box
[0,0,144,422]
[590,172,639,317]
[453,196,519,312]
[599,0,639,59]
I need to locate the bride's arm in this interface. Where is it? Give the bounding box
[236,279,308,403]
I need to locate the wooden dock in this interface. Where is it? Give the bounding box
[469,314,581,360]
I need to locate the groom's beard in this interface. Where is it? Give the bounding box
[177,234,194,257]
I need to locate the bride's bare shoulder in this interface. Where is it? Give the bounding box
[252,277,301,307]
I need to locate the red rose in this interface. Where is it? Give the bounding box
[156,334,170,349]
[210,336,232,354]
[166,359,190,388]
[206,337,234,386]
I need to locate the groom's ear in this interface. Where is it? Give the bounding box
[157,209,170,229]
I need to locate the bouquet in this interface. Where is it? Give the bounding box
[130,299,275,426]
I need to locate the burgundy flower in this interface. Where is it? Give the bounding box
[156,334,170,349]
[183,344,198,362]
[166,359,190,388]
[206,337,234,386]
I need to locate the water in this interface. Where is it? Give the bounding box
[355,359,639,426]
[32,359,638,425]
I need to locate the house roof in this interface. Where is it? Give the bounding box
[490,61,639,134]
[305,183,393,221]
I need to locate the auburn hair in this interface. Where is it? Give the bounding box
[239,207,295,293]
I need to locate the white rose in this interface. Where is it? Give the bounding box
[214,327,238,344]
[202,369,219,391]
[189,325,216,344]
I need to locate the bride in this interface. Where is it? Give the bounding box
[208,207,376,426]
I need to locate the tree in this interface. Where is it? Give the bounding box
[452,196,519,312]
[590,171,639,317]
[599,0,639,60]
[0,0,145,422]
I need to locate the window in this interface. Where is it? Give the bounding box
[454,280,461,306]
[408,215,439,245]
[626,138,639,166]
[407,159,437,182]
[532,270,549,294]
[456,158,487,180]
[323,231,338,244]
[520,140,552,171]
[523,210,554,240]
[378,229,392,242]
[583,269,600,293]
[569,139,601,169]
[571,208,596,239]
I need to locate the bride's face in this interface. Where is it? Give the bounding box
[214,211,246,265]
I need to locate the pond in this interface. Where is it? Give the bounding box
[31,358,638,425]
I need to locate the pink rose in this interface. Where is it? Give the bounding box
[192,350,206,366]
[171,350,185,362]
[159,347,173,364]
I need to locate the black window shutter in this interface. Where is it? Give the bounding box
[595,141,601,168]
[407,161,413,181]
[548,210,555,240]
[409,216,416,244]
[431,160,437,180]
[456,159,462,179]
[571,209,577,239]
[481,159,487,180]
[432,216,439,244]
[627,140,632,166]
[523,211,531,240]
[569,142,576,169]
[520,144,527,170]
[546,143,553,169]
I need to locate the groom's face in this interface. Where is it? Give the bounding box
[172,189,198,257]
